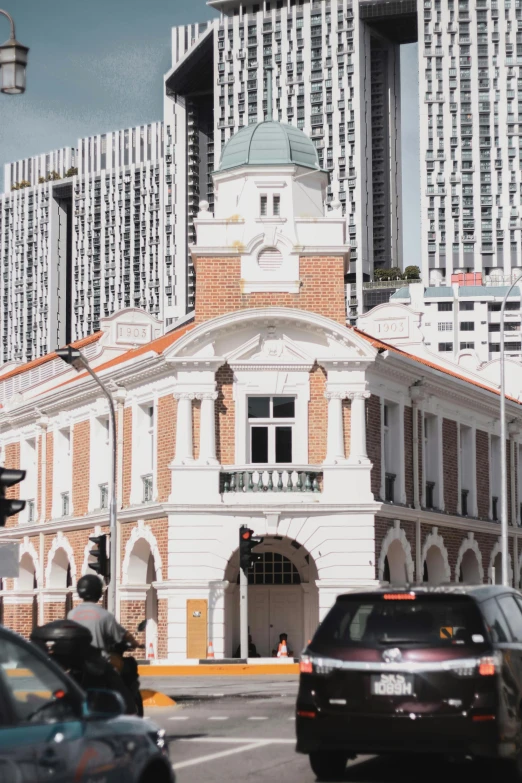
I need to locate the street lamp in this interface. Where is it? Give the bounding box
[499,271,522,586]
[0,10,28,95]
[56,346,118,615]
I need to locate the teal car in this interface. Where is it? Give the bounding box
[0,624,174,783]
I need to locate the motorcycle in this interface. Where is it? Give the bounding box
[107,620,147,717]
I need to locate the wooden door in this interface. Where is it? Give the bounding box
[186,599,208,659]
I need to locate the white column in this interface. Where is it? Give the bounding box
[174,393,194,464]
[348,391,370,463]
[470,425,478,518]
[325,392,345,463]
[198,391,218,465]
[397,399,406,504]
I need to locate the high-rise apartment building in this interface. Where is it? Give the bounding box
[165,0,522,323]
[0,123,164,363]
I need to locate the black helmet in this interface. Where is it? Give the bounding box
[77,574,103,602]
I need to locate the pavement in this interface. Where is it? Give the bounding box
[144,676,492,782]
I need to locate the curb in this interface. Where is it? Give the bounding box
[140,689,177,707]
[138,663,299,676]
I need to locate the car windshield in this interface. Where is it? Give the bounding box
[312,594,488,648]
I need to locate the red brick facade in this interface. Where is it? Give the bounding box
[194,256,347,325]
[216,364,235,465]
[72,420,90,518]
[476,429,490,520]
[157,395,176,503]
[309,364,327,464]
[443,418,458,514]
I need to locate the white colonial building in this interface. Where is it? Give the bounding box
[1,120,522,662]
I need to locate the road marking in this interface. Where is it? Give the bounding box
[168,716,189,721]
[248,716,268,720]
[172,740,269,770]
[208,716,229,721]
[178,737,295,745]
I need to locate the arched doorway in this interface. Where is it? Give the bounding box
[384,540,408,584]
[493,551,502,584]
[48,548,73,619]
[224,537,318,658]
[459,549,481,584]
[126,538,158,655]
[423,546,447,585]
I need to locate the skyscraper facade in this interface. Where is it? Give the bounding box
[0,123,164,363]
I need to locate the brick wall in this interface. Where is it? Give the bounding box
[45,432,53,521]
[120,599,146,644]
[374,517,417,580]
[4,442,20,528]
[157,599,168,659]
[3,602,35,638]
[122,407,132,507]
[443,419,458,514]
[157,395,176,503]
[476,430,490,520]
[43,601,66,624]
[367,395,381,499]
[404,406,414,507]
[309,364,327,464]
[194,256,346,325]
[216,365,235,465]
[193,398,201,462]
[342,399,351,458]
[72,420,90,517]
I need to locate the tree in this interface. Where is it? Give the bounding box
[403,265,421,280]
[374,267,404,281]
[46,170,61,181]
[38,176,45,184]
[64,167,78,178]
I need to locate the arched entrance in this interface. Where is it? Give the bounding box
[423,546,447,585]
[224,537,318,658]
[383,540,408,584]
[124,534,160,655]
[458,550,481,584]
[492,551,502,584]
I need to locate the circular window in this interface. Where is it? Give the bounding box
[258,247,283,272]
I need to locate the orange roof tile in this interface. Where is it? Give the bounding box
[0,332,103,384]
[352,327,520,405]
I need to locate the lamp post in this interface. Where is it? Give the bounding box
[499,271,522,586]
[56,347,118,615]
[0,11,28,95]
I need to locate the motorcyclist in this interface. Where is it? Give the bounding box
[67,574,141,655]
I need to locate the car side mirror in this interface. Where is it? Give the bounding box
[85,689,125,718]
[137,620,147,633]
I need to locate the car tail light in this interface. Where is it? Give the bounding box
[478,656,498,676]
[383,593,416,600]
[299,654,342,675]
[300,656,313,674]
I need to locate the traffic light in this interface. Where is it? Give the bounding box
[239,526,264,574]
[89,534,109,580]
[0,468,26,527]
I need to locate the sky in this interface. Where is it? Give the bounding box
[0,0,421,266]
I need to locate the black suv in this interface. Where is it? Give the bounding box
[296,585,522,780]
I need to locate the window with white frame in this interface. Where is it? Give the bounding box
[20,437,37,525]
[132,403,155,503]
[260,194,268,216]
[438,322,453,331]
[383,402,401,503]
[273,194,281,216]
[89,416,110,511]
[247,396,295,464]
[53,427,71,519]
[423,414,440,510]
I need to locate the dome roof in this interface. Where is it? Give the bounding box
[218,121,320,172]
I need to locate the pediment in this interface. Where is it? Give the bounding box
[226,327,314,368]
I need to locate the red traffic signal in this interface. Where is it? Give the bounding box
[0,467,26,527]
[239,525,264,574]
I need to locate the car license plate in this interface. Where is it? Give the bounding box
[371,673,414,696]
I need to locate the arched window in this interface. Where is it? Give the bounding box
[237,552,301,585]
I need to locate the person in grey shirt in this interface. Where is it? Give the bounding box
[68,574,140,653]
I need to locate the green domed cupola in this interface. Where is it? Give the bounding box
[218,120,320,173]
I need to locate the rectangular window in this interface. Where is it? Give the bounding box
[438,342,453,351]
[438,322,453,331]
[460,341,475,349]
[385,472,396,503]
[426,481,435,509]
[492,495,499,521]
[61,492,70,517]
[461,488,469,516]
[142,474,153,502]
[489,323,500,332]
[460,321,474,331]
[459,301,474,310]
[248,396,295,464]
[438,301,453,311]
[273,194,280,216]
[506,301,520,311]
[260,194,268,216]
[99,483,108,510]
[27,500,35,523]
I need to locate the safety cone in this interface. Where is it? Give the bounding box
[278,640,288,658]
[147,642,155,660]
[207,640,215,659]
